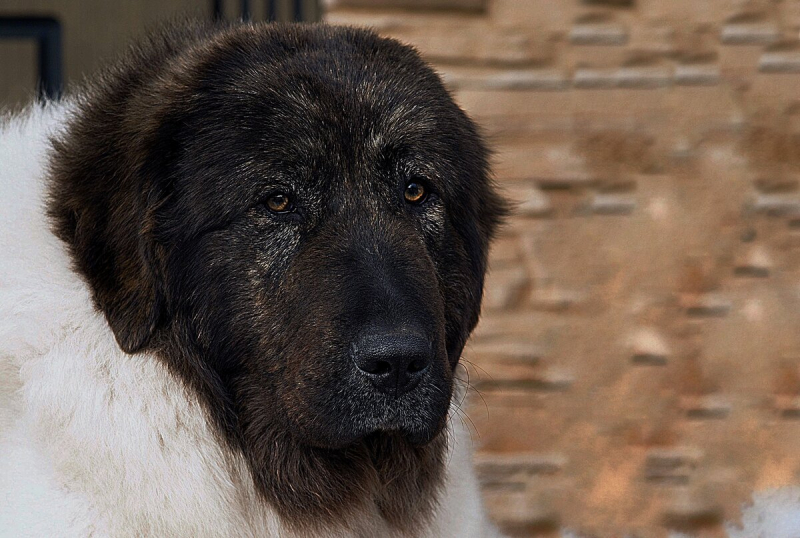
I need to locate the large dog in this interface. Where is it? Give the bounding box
[0,21,507,537]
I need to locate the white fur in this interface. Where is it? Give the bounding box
[0,103,500,538]
[726,487,800,538]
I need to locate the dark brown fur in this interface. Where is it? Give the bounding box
[48,20,506,534]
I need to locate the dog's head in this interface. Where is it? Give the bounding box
[50,22,505,530]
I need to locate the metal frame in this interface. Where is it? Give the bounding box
[0,17,62,100]
[214,0,309,22]
[0,5,316,101]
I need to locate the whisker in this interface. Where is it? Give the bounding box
[453,363,490,422]
[459,357,494,382]
[455,405,480,441]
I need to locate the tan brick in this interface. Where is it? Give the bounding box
[453,89,575,135]
[566,45,631,69]
[580,192,638,215]
[748,73,800,108]
[505,185,553,217]
[529,287,588,312]
[323,0,485,10]
[678,394,732,419]
[489,0,576,29]
[749,193,800,216]
[644,447,703,484]
[640,0,731,26]
[325,8,479,30]
[483,265,529,310]
[440,65,569,92]
[492,137,590,183]
[481,490,560,535]
[734,244,773,277]
[759,41,800,73]
[629,327,671,365]
[466,340,544,363]
[488,235,523,267]
[666,86,742,137]
[718,44,767,82]
[784,0,800,30]
[573,88,670,126]
[474,453,566,484]
[326,9,555,66]
[583,0,636,7]
[571,24,629,47]
[681,293,732,318]
[662,488,723,532]
[573,66,673,88]
[675,63,722,85]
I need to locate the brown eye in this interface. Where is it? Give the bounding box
[266,192,292,213]
[404,182,427,204]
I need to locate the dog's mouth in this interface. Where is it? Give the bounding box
[364,414,447,447]
[301,423,446,456]
[278,341,454,451]
[300,415,447,451]
[294,390,452,450]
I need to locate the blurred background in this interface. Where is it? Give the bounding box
[3,0,800,536]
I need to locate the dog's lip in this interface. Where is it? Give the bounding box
[396,427,441,446]
[306,427,441,450]
[290,377,453,448]
[367,411,449,445]
[299,413,446,449]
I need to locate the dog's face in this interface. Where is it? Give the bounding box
[164,53,477,450]
[50,22,505,530]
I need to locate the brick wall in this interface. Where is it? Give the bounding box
[325,1,800,536]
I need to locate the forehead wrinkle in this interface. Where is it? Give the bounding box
[277,74,429,159]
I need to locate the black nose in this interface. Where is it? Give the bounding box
[351,329,432,397]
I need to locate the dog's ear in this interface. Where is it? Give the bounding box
[50,107,176,355]
[444,193,508,364]
[59,180,167,354]
[47,24,218,354]
[441,117,510,366]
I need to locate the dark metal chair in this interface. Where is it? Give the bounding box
[0,17,62,100]
[213,0,315,22]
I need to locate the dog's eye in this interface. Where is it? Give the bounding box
[404,182,427,204]
[266,192,293,213]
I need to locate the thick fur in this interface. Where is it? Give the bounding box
[0,21,504,538]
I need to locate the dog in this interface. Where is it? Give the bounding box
[0,21,508,537]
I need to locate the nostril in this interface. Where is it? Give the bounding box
[362,359,392,376]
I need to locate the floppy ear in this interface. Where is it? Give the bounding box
[47,57,192,354]
[64,183,166,354]
[49,105,174,354]
[440,183,509,368]
[46,23,214,354]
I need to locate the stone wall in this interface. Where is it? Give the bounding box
[325,1,800,536]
